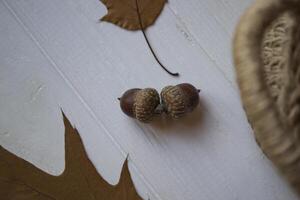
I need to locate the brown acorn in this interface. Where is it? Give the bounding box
[160,83,200,119]
[119,88,160,123]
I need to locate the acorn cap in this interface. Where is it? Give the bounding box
[134,88,160,122]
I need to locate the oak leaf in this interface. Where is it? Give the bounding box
[0,114,142,200]
[100,0,166,30]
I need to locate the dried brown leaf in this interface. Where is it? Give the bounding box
[100,0,166,30]
[0,114,142,200]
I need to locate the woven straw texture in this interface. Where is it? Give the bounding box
[233,0,300,195]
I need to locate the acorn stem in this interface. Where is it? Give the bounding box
[154,104,165,114]
[135,0,179,77]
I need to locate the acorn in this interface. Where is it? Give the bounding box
[160,83,200,119]
[119,88,160,122]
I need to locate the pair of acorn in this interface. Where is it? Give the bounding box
[119,83,200,123]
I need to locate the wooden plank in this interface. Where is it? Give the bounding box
[0,0,297,199]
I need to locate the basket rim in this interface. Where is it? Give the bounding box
[233,0,300,193]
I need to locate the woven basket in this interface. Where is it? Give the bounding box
[233,0,300,194]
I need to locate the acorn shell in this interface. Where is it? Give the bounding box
[177,83,200,112]
[120,88,141,118]
[134,88,160,122]
[161,83,199,119]
[119,88,160,123]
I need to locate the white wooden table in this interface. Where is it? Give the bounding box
[0,0,298,199]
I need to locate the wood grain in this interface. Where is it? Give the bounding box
[0,0,297,199]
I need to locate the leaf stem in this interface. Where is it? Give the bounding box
[135,0,179,77]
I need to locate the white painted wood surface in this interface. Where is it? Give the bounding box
[0,0,298,199]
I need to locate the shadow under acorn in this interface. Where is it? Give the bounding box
[149,99,206,135]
